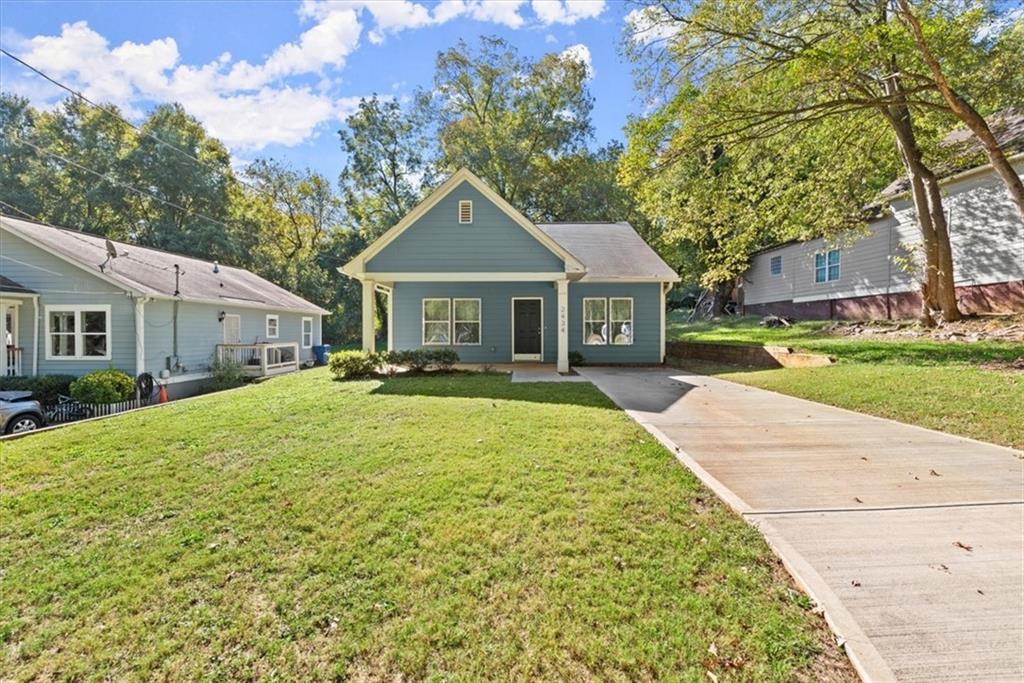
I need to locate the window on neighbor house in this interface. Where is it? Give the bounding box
[770,255,783,276]
[458,200,473,224]
[422,298,451,345]
[609,298,634,345]
[46,306,110,360]
[814,249,841,283]
[301,317,313,348]
[266,314,279,338]
[583,297,607,345]
[453,298,481,345]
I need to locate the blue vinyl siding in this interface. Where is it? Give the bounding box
[366,182,565,273]
[1,227,321,379]
[392,282,557,363]
[568,282,661,364]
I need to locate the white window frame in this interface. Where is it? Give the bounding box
[770,254,783,277]
[814,249,841,284]
[266,314,279,339]
[44,304,112,361]
[458,200,473,224]
[301,317,313,348]
[609,297,634,346]
[452,298,482,346]
[422,298,452,346]
[582,297,608,346]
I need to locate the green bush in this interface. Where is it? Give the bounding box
[328,350,381,380]
[428,348,459,372]
[0,375,76,404]
[394,349,429,372]
[208,356,247,391]
[69,369,136,404]
[568,351,585,366]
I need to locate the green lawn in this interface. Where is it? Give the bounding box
[668,313,1024,449]
[0,369,852,681]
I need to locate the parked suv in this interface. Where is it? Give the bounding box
[0,391,46,435]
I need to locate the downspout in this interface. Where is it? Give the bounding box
[31,294,39,376]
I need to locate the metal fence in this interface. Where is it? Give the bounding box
[44,397,142,425]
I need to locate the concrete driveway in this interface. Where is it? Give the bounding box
[577,366,1024,683]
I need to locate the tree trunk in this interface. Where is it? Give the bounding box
[906,170,939,325]
[896,0,1024,221]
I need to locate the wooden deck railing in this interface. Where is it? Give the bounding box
[216,342,300,377]
[3,347,23,377]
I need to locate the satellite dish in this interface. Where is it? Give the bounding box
[99,239,126,272]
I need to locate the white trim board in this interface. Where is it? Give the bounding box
[361,271,572,282]
[340,168,587,279]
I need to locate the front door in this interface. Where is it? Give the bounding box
[512,298,542,361]
[223,314,241,343]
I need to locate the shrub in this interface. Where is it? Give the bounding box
[427,348,459,372]
[393,349,430,372]
[568,351,585,367]
[208,356,247,391]
[69,369,136,404]
[328,350,380,379]
[0,374,76,404]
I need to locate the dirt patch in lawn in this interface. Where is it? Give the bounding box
[821,313,1024,343]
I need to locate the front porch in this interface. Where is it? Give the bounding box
[2,276,38,377]
[216,342,301,377]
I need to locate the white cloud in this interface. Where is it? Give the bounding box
[624,7,682,46]
[531,0,605,26]
[544,33,557,44]
[560,43,593,79]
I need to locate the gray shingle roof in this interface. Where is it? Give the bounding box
[537,222,678,281]
[1,215,328,314]
[0,274,35,294]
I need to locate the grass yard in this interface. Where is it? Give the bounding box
[0,369,853,681]
[668,313,1024,449]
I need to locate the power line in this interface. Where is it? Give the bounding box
[0,199,43,222]
[0,47,272,198]
[11,136,239,234]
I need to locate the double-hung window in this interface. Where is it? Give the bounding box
[814,249,841,283]
[453,299,481,345]
[583,297,607,345]
[609,298,634,345]
[422,299,451,345]
[45,305,111,360]
[301,317,313,348]
[266,314,279,338]
[770,255,783,276]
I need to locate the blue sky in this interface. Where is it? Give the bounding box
[1,1,649,180]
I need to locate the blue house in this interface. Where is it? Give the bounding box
[341,168,679,372]
[1,215,327,398]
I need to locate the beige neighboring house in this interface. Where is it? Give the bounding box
[741,112,1024,319]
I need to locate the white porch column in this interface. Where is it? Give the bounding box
[134,297,146,377]
[32,295,39,376]
[556,278,569,373]
[361,279,376,352]
[660,282,673,364]
[386,288,394,352]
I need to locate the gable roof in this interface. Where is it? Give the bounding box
[341,168,587,278]
[0,274,36,294]
[537,222,679,281]
[0,215,328,315]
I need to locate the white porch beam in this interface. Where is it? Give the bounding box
[361,279,376,352]
[557,279,569,373]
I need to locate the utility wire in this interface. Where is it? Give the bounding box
[11,136,239,234]
[0,47,273,199]
[0,199,44,222]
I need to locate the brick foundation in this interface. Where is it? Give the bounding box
[743,280,1024,320]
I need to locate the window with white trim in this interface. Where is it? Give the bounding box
[458,200,473,224]
[453,298,481,345]
[814,249,840,283]
[770,255,783,276]
[609,298,633,345]
[301,317,313,348]
[266,314,279,338]
[422,298,451,345]
[45,305,110,360]
[583,297,607,345]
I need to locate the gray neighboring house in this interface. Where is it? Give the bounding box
[1,215,327,398]
[742,113,1024,319]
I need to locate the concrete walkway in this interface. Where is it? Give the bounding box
[577,366,1024,683]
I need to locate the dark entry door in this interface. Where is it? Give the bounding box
[513,298,542,360]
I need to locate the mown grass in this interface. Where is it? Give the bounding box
[668,314,1024,449]
[0,369,852,681]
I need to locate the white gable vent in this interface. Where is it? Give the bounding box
[458,200,473,224]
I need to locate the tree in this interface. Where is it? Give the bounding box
[421,36,593,211]
[624,0,1021,322]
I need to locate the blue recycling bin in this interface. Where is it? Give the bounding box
[313,344,331,366]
